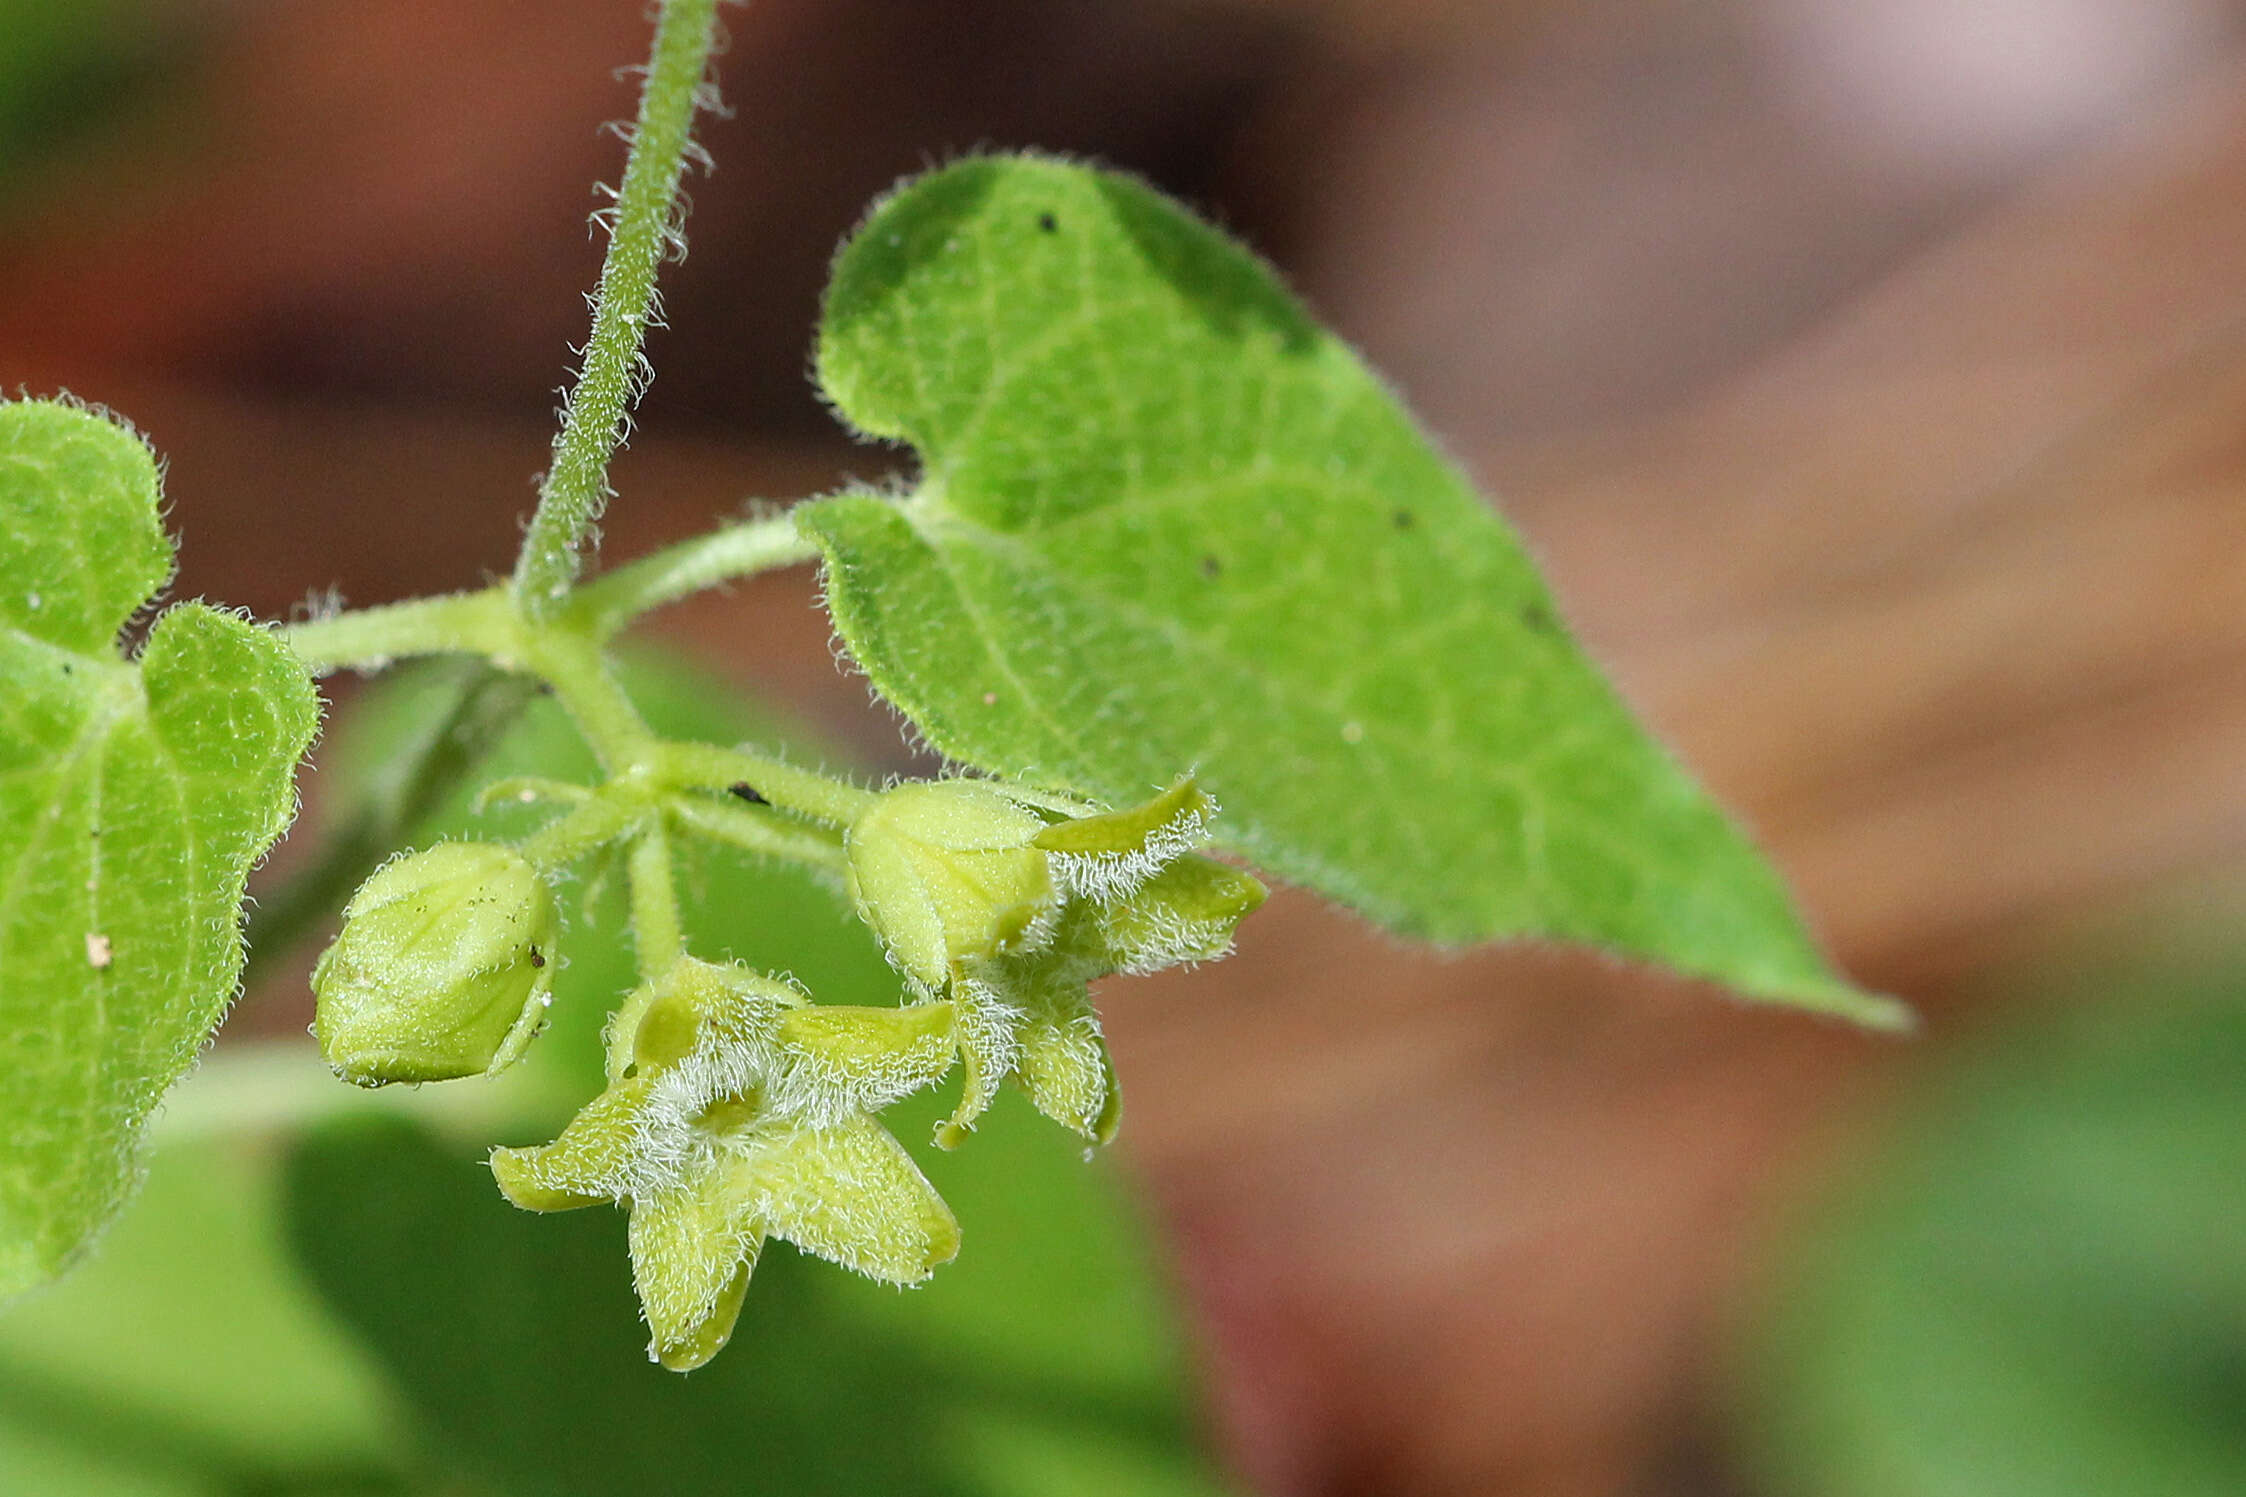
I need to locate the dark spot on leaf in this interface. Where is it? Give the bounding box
[1392,509,1415,530]
[1201,555,1222,579]
[728,782,768,805]
[60,662,73,675]
[1037,212,1058,234]
[1520,601,1557,632]
[529,947,546,969]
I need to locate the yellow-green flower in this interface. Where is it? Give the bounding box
[847,776,1264,1148]
[490,958,958,1370]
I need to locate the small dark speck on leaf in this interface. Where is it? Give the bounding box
[60,662,73,675]
[1201,555,1222,579]
[1037,212,1058,234]
[1392,509,1415,530]
[728,782,768,805]
[1520,601,1557,632]
[529,947,546,969]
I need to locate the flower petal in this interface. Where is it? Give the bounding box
[652,1258,751,1374]
[629,1170,763,1373]
[1097,854,1265,974]
[1034,776,1213,901]
[1012,979,1118,1144]
[936,977,1024,1149]
[777,1000,957,1120]
[489,1076,654,1211]
[746,1114,959,1284]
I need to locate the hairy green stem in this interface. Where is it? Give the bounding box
[626,821,685,978]
[519,629,657,773]
[570,514,819,640]
[519,797,637,874]
[666,794,848,872]
[512,0,724,619]
[654,741,878,827]
[282,591,515,675]
[284,590,660,776]
[277,589,878,839]
[474,777,595,814]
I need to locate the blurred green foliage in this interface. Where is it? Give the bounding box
[0,1133,408,1494]
[0,0,155,185]
[0,652,1237,1495]
[1738,930,2246,1497]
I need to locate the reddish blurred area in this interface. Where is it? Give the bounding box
[6,2,2246,1493]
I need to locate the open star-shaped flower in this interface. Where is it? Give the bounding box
[489,958,959,1370]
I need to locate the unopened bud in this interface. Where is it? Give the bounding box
[845,781,1055,988]
[313,842,559,1085]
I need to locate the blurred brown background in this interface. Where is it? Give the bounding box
[4,1,2244,1493]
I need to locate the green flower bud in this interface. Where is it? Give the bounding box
[844,780,1056,988]
[313,841,560,1085]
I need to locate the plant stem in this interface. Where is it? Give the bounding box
[666,795,849,872]
[276,588,881,832]
[626,821,684,978]
[474,777,595,814]
[282,590,515,675]
[568,514,819,640]
[512,0,723,620]
[654,741,878,827]
[520,628,656,773]
[519,797,637,874]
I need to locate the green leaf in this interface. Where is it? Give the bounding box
[1737,958,2246,1497]
[0,399,319,1295]
[802,156,1900,1024]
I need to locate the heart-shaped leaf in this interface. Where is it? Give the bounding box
[801,157,1901,1025]
[0,399,318,1295]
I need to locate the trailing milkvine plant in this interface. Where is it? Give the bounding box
[0,0,1908,1371]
